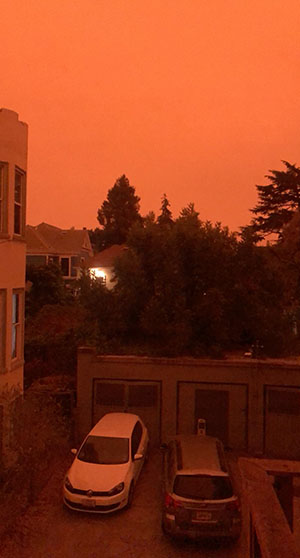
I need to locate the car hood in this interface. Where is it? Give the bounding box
[68,459,130,491]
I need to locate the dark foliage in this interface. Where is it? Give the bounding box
[243,161,300,240]
[26,263,69,317]
[93,174,143,249]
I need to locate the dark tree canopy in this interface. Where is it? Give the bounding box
[96,174,142,247]
[26,263,68,317]
[246,161,300,239]
[178,202,200,227]
[157,194,173,226]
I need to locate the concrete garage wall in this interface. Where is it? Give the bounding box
[77,348,300,459]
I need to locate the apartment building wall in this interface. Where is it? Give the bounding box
[0,108,28,464]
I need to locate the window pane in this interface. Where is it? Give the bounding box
[268,389,300,415]
[0,166,3,199]
[71,256,78,277]
[0,163,8,234]
[173,475,233,500]
[60,258,69,276]
[14,169,25,235]
[0,290,5,369]
[12,326,17,358]
[14,172,22,203]
[12,293,19,359]
[128,384,157,407]
[96,383,125,406]
[0,166,3,231]
[14,203,21,234]
[26,255,47,266]
[77,435,129,464]
[12,294,19,324]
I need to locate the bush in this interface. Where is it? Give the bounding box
[0,388,72,537]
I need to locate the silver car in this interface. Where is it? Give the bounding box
[161,435,241,541]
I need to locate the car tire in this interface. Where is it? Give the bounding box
[126,482,134,508]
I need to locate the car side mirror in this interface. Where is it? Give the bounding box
[71,448,77,455]
[134,452,143,461]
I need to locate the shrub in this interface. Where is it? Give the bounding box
[0,387,72,537]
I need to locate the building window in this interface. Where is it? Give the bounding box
[48,256,59,265]
[96,383,125,406]
[90,268,106,285]
[128,384,158,407]
[0,290,6,370]
[268,388,300,415]
[12,291,21,359]
[60,257,70,277]
[14,168,26,236]
[0,162,8,234]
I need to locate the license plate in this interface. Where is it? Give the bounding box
[83,499,96,508]
[195,511,212,521]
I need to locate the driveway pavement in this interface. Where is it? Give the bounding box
[0,449,246,558]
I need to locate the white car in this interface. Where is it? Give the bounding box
[63,412,149,513]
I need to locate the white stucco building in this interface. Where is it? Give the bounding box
[0,108,28,465]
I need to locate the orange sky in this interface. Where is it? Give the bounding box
[2,0,300,233]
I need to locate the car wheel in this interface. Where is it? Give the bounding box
[126,482,134,508]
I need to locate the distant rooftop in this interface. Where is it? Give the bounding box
[26,222,92,255]
[88,244,127,268]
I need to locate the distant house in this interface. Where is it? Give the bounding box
[88,244,127,289]
[26,222,93,285]
[0,108,28,466]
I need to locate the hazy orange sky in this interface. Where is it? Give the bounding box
[2,0,300,233]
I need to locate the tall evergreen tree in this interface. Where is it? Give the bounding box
[95,175,142,248]
[157,194,173,226]
[245,161,300,240]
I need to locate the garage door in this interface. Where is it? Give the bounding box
[177,382,248,450]
[195,389,229,445]
[93,380,161,447]
[265,386,300,459]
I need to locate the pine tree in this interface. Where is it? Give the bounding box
[246,161,300,239]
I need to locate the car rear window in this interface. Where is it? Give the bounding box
[173,474,233,500]
[77,435,129,464]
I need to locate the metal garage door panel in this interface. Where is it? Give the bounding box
[93,381,126,424]
[178,382,247,450]
[127,382,160,447]
[195,389,229,445]
[93,380,161,448]
[265,386,300,459]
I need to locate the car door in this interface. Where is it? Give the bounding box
[131,421,144,483]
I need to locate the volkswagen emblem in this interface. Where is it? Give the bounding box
[87,490,93,498]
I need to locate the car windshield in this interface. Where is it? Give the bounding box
[173,474,233,500]
[77,435,129,464]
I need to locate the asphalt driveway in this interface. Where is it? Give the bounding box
[0,449,246,558]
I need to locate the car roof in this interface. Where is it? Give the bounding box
[89,412,142,438]
[173,435,228,477]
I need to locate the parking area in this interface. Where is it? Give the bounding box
[0,449,246,558]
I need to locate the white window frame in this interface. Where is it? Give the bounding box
[0,290,6,371]
[12,290,23,360]
[14,167,26,236]
[60,256,71,278]
[0,162,8,234]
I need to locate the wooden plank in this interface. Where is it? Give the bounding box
[248,458,300,476]
[239,458,299,558]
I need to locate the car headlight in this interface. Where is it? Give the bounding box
[64,476,74,492]
[107,482,124,496]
